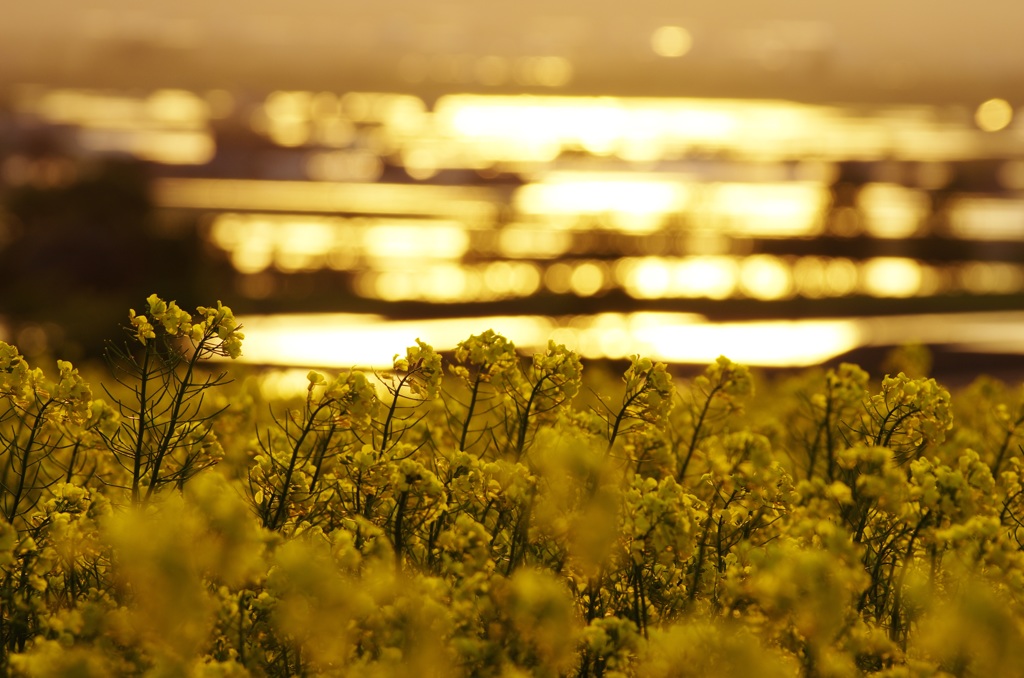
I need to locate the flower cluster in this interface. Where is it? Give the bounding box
[450,329,518,383]
[393,339,443,399]
[526,341,584,417]
[7,308,1024,677]
[623,355,675,426]
[127,293,244,359]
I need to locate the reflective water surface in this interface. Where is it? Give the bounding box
[4,84,1024,371]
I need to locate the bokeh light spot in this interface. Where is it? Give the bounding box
[651,26,693,58]
[861,258,922,298]
[625,257,672,299]
[544,262,575,294]
[673,257,737,299]
[570,262,605,297]
[858,183,928,238]
[975,98,1013,132]
[739,255,793,300]
[825,258,859,296]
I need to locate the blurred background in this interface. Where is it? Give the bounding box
[3,0,1024,381]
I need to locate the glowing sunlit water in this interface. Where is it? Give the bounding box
[231,310,1024,371]
[14,86,1024,368]
[120,90,1024,313]
[17,87,1024,170]
[234,312,856,369]
[205,207,1024,303]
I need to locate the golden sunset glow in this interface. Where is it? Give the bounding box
[10,10,1024,674]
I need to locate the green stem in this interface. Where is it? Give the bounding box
[306,423,338,497]
[505,495,534,575]
[7,399,53,524]
[633,561,649,639]
[992,413,1024,476]
[688,507,714,609]
[515,374,552,459]
[889,511,930,646]
[65,439,83,484]
[459,374,483,453]
[677,384,723,482]
[876,406,918,449]
[381,372,413,453]
[393,490,409,573]
[131,342,153,504]
[268,400,332,530]
[1,413,29,499]
[857,531,900,614]
[237,592,247,667]
[144,336,207,502]
[607,389,646,453]
[584,570,604,623]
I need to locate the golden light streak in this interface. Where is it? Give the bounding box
[430,94,1015,162]
[13,88,215,164]
[30,88,208,129]
[208,213,472,274]
[710,182,827,237]
[231,312,861,369]
[949,197,1024,240]
[514,174,690,232]
[618,257,740,300]
[498,226,572,259]
[361,260,546,303]
[231,311,1024,371]
[959,262,1024,294]
[19,88,1024,170]
[154,179,500,222]
[635,319,862,367]
[78,128,215,165]
[363,222,470,261]
[208,211,1007,302]
[236,314,558,368]
[242,90,994,164]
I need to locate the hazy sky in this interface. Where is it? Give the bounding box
[1,2,1021,103]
